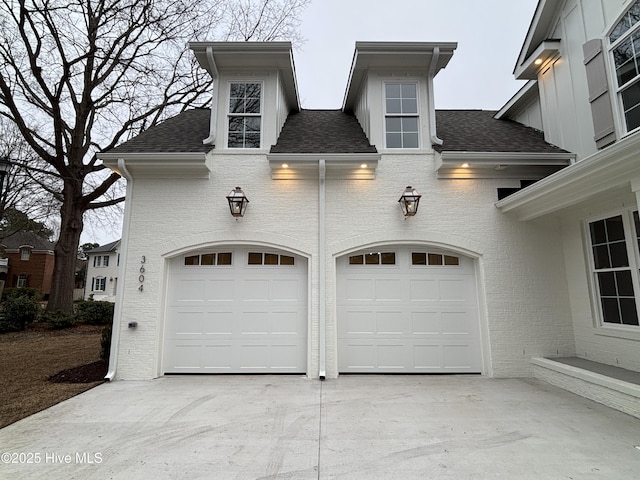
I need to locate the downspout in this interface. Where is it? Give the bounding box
[202,46,219,145]
[428,46,443,146]
[105,158,133,381]
[318,159,326,380]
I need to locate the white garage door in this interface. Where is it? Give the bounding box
[164,248,307,373]
[337,247,482,373]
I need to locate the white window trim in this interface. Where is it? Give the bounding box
[17,274,27,288]
[606,1,640,138]
[383,80,421,150]
[585,208,640,333]
[226,80,264,150]
[20,248,31,261]
[93,276,107,292]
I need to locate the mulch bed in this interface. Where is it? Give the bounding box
[48,359,108,384]
[0,324,107,428]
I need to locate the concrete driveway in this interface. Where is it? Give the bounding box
[1,375,639,479]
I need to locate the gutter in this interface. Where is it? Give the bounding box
[202,46,219,145]
[318,159,326,380]
[105,158,133,381]
[428,46,443,146]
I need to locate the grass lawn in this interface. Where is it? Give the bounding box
[0,324,106,429]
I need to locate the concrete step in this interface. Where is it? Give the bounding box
[532,357,640,419]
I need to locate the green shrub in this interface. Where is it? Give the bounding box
[75,300,115,325]
[100,325,112,362]
[2,287,41,302]
[42,310,77,329]
[0,293,41,332]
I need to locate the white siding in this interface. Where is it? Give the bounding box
[559,191,640,373]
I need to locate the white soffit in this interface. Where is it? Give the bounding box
[98,153,210,179]
[267,153,380,180]
[496,132,640,221]
[515,39,561,80]
[435,151,574,179]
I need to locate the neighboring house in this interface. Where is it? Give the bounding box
[84,240,120,302]
[96,0,640,414]
[0,231,55,299]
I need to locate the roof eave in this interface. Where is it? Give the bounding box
[436,151,575,179]
[342,41,457,111]
[496,132,640,220]
[189,41,300,112]
[267,152,381,180]
[98,152,210,179]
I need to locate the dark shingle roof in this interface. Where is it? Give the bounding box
[435,110,567,153]
[270,110,377,154]
[104,108,566,156]
[87,239,120,254]
[109,109,212,154]
[1,231,54,250]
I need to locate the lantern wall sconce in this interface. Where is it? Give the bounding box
[398,186,421,217]
[226,186,249,218]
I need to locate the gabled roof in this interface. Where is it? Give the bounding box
[108,109,212,154]
[87,240,120,254]
[434,110,567,153]
[1,231,55,251]
[270,110,377,154]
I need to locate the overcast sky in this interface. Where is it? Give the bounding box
[295,0,539,110]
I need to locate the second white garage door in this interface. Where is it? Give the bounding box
[164,247,307,373]
[337,247,482,373]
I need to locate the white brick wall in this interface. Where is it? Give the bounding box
[113,150,576,379]
[559,193,640,374]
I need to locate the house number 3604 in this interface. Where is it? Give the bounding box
[138,256,146,292]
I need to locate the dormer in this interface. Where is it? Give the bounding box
[189,42,300,152]
[342,42,457,152]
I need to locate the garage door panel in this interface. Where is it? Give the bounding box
[413,344,442,369]
[442,310,478,335]
[242,279,270,301]
[375,279,403,301]
[377,310,408,334]
[439,278,473,302]
[409,279,439,301]
[341,309,376,334]
[271,311,303,334]
[271,279,301,301]
[346,278,374,300]
[172,279,206,302]
[411,311,441,334]
[207,280,235,301]
[442,343,482,369]
[378,344,410,368]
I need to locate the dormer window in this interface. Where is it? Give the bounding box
[20,247,31,261]
[228,82,262,148]
[384,83,419,148]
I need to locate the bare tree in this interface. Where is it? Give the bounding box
[0,0,309,312]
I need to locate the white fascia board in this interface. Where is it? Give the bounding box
[496,132,640,220]
[342,41,457,111]
[267,153,380,180]
[98,152,210,179]
[495,80,539,119]
[435,151,574,180]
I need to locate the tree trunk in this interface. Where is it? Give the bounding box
[46,184,85,313]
